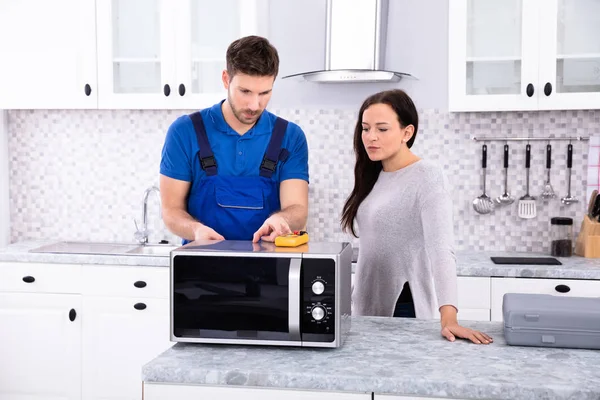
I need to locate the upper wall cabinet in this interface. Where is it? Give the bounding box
[0,0,98,109]
[449,0,600,112]
[96,0,269,110]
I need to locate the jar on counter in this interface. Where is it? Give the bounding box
[550,217,573,257]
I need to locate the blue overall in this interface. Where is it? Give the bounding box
[185,112,289,242]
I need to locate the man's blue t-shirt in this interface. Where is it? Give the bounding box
[160,101,309,195]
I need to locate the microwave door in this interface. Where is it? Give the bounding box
[288,258,302,342]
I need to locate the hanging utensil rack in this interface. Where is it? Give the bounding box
[471,136,589,142]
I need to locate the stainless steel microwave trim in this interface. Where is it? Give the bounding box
[282,0,414,83]
[288,258,302,341]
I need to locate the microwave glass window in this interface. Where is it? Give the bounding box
[173,255,292,340]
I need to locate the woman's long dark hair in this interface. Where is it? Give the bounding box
[341,89,419,237]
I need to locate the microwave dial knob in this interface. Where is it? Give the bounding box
[311,281,325,295]
[311,305,326,321]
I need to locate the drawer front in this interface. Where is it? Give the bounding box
[491,277,600,321]
[457,276,491,309]
[0,262,81,294]
[82,265,169,298]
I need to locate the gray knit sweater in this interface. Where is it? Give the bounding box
[351,160,458,319]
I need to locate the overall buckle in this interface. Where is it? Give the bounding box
[260,157,277,172]
[200,156,217,170]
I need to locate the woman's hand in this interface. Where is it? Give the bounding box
[441,322,493,344]
[440,305,493,344]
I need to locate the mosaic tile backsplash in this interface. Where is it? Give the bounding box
[6,108,600,253]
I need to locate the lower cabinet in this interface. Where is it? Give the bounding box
[456,276,491,321]
[82,296,172,400]
[143,384,371,400]
[0,292,82,400]
[0,262,171,400]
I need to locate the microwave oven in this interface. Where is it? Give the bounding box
[170,240,352,348]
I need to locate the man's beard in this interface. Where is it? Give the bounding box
[228,93,261,125]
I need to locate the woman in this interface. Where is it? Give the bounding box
[341,89,492,344]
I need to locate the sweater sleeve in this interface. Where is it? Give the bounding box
[419,183,458,311]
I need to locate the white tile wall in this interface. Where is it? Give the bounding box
[6,108,600,253]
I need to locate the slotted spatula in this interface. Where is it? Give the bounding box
[518,144,537,219]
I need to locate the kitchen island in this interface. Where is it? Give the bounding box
[142,316,600,400]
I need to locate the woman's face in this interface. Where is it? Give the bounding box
[361,103,411,162]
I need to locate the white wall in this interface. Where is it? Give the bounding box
[0,110,9,247]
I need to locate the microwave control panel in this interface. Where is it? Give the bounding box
[301,258,335,341]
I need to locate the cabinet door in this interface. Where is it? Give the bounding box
[538,0,600,110]
[456,277,490,321]
[0,0,97,109]
[0,293,82,400]
[82,296,172,400]
[143,384,371,400]
[491,277,600,321]
[96,0,177,109]
[448,0,540,111]
[172,0,269,109]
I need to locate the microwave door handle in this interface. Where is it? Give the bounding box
[288,258,302,341]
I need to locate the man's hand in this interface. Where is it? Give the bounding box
[193,224,225,241]
[252,214,292,243]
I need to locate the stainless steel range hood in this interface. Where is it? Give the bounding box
[282,0,413,83]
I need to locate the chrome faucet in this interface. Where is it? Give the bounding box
[134,186,162,244]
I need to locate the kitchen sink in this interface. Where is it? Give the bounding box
[29,241,179,257]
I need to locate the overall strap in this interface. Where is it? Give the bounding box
[189,112,217,176]
[260,117,289,178]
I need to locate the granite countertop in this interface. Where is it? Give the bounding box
[142,316,600,400]
[0,240,170,267]
[2,240,600,279]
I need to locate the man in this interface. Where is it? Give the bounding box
[159,36,309,244]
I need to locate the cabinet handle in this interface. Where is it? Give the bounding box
[163,84,171,97]
[555,284,571,293]
[22,276,35,283]
[178,84,186,96]
[134,303,147,310]
[544,82,553,96]
[526,83,534,97]
[134,280,147,288]
[84,84,92,96]
[69,309,77,322]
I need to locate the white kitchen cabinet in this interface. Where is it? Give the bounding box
[143,384,371,400]
[0,292,82,400]
[96,0,268,109]
[456,276,491,321]
[82,296,172,400]
[490,277,600,321]
[82,265,171,400]
[0,0,97,109]
[449,0,600,111]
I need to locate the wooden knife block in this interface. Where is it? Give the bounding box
[575,215,600,258]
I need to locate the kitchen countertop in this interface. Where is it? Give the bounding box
[2,240,600,279]
[142,316,600,400]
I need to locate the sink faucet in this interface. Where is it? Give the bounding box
[134,186,162,244]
